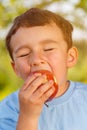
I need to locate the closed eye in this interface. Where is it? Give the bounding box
[19,53,30,57]
[44,48,54,51]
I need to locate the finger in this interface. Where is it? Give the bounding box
[20,74,47,98]
[26,74,47,93]
[40,87,55,103]
[32,80,54,100]
[21,73,41,91]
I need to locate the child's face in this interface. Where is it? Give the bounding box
[10,23,77,87]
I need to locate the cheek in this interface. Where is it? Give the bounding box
[47,52,67,69]
[47,53,68,82]
[15,60,31,80]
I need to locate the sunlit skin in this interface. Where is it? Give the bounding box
[10,23,78,130]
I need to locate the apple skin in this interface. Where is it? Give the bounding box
[32,70,58,102]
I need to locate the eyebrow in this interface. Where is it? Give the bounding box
[40,39,58,44]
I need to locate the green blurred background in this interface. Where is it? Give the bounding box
[0,0,87,100]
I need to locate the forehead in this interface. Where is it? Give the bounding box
[10,23,66,50]
[11,23,64,40]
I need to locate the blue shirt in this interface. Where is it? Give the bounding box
[0,81,87,130]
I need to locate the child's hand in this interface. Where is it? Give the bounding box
[18,72,54,120]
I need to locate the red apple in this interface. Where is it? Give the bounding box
[33,70,58,102]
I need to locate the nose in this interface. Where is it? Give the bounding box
[30,52,45,67]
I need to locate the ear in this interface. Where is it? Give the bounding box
[67,46,78,68]
[11,61,21,77]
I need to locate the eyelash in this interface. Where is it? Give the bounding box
[44,48,54,51]
[19,53,30,57]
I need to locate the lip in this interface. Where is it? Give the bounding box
[30,67,52,74]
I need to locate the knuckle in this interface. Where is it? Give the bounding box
[38,86,43,93]
[44,89,53,99]
[45,92,50,99]
[21,94,27,101]
[31,82,34,88]
[19,91,29,102]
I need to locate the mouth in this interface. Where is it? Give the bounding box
[31,67,52,74]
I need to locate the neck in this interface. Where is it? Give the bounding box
[55,80,70,98]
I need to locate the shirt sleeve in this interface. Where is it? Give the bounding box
[0,91,19,130]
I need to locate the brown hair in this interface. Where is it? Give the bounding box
[6,8,73,60]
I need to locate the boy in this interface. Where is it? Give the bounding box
[0,8,87,130]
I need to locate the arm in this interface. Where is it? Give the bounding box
[16,73,54,130]
[16,114,38,130]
